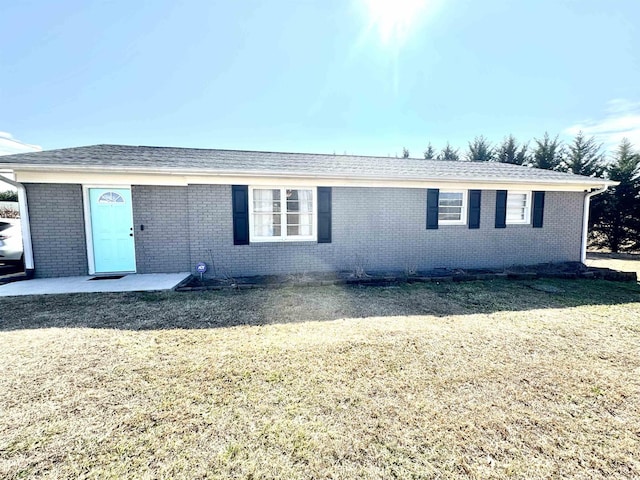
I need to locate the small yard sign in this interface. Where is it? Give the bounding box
[196,262,207,281]
[196,262,207,273]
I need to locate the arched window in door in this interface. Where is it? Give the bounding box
[98,192,125,204]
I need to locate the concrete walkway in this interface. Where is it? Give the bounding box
[0,272,191,297]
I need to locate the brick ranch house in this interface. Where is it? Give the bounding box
[0,144,615,279]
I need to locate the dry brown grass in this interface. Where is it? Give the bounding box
[586,252,640,280]
[1,279,639,479]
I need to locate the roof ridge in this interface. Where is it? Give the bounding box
[25,143,537,168]
[134,144,450,162]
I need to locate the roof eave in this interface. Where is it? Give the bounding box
[0,163,617,187]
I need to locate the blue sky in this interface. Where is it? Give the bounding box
[1,0,639,156]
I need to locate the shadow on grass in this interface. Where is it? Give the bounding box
[0,279,638,332]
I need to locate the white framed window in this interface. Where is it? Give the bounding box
[438,190,467,225]
[249,187,317,242]
[506,191,531,224]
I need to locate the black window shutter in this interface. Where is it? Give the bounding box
[532,191,545,228]
[468,189,481,229]
[495,190,507,228]
[232,185,249,245]
[426,188,439,230]
[317,187,332,243]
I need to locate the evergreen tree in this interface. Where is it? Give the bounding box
[532,132,563,170]
[438,143,460,161]
[563,131,605,177]
[424,143,436,160]
[590,138,640,252]
[466,136,494,162]
[496,135,528,165]
[402,147,410,158]
[514,144,529,166]
[0,190,18,202]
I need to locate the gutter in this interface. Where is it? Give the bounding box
[0,173,34,276]
[581,185,610,263]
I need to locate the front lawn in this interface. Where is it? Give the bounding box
[1,280,639,479]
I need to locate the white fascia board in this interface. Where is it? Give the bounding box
[10,167,616,192]
[14,170,189,186]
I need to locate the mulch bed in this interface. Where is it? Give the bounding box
[175,261,637,291]
[0,265,27,285]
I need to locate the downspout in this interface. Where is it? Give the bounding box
[0,174,35,277]
[581,185,609,264]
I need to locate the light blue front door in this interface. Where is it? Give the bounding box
[89,188,136,273]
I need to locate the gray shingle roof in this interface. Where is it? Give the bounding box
[0,144,611,185]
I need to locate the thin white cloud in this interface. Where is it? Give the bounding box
[0,132,42,156]
[565,99,640,150]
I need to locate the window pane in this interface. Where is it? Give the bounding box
[507,194,526,204]
[439,192,460,199]
[438,192,463,222]
[439,206,461,214]
[285,190,313,237]
[439,192,463,207]
[253,189,281,213]
[255,224,281,236]
[286,214,314,224]
[287,224,312,236]
[98,192,125,204]
[286,213,313,237]
[439,212,462,221]
[286,189,299,212]
[300,224,312,235]
[507,193,528,221]
[506,209,525,221]
[286,189,313,213]
[253,213,281,237]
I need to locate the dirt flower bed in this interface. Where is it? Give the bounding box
[178,262,637,291]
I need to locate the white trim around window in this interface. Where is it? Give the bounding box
[438,190,467,225]
[248,186,317,242]
[506,191,532,224]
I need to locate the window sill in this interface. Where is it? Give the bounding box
[249,240,318,247]
[438,222,467,227]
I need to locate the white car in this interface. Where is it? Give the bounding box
[0,219,23,265]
